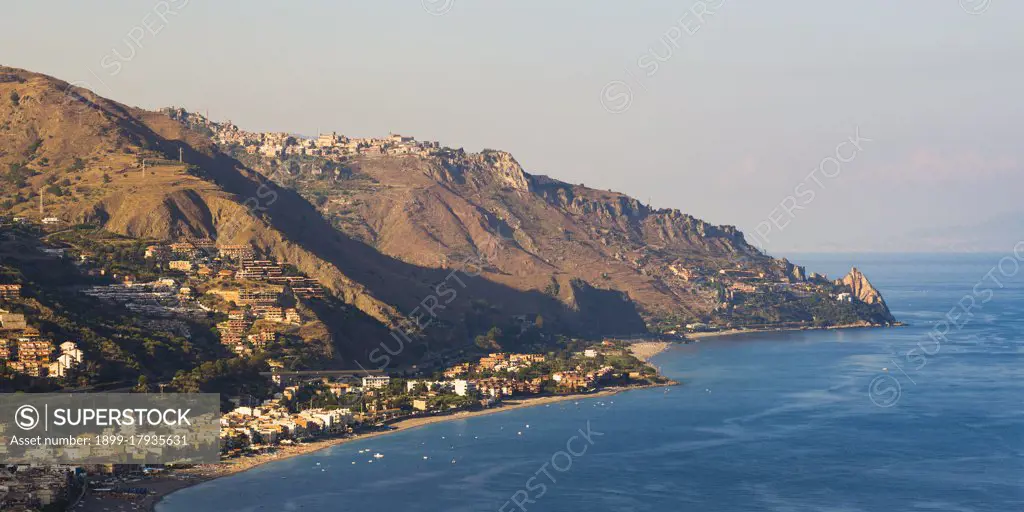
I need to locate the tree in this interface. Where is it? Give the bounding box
[9,91,19,106]
[135,374,151,393]
[544,277,560,297]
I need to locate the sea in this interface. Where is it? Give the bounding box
[157,253,1024,511]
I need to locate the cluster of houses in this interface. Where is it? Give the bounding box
[162,107,444,162]
[220,374,410,452]
[0,466,77,511]
[0,284,86,379]
[220,401,355,451]
[1,229,334,372]
[225,345,642,454]
[150,239,324,299]
[140,238,326,354]
[405,376,544,406]
[81,278,208,319]
[440,350,625,393]
[232,128,442,159]
[442,352,547,378]
[551,366,615,391]
[662,258,852,329]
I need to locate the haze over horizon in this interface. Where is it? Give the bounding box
[2,0,1020,254]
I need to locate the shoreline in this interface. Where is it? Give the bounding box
[98,324,870,511]
[686,322,902,341]
[122,383,670,512]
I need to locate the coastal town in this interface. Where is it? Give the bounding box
[218,342,656,455]
[0,217,673,511]
[0,341,667,511]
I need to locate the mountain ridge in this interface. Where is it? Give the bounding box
[0,66,897,379]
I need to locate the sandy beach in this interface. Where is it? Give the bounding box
[627,340,673,361]
[75,384,668,512]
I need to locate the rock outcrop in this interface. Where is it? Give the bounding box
[835,267,885,305]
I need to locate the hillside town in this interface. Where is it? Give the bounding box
[1,280,87,380]
[162,108,446,164]
[0,216,332,379]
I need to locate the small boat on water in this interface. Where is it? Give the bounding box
[373,453,384,459]
[450,458,457,464]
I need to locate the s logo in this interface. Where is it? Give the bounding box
[868,375,901,408]
[15,404,40,430]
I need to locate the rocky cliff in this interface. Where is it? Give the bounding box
[836,267,886,306]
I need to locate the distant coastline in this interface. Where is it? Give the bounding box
[686,321,903,341]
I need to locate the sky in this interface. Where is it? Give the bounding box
[2,0,1021,255]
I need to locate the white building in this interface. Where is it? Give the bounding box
[453,379,476,397]
[302,408,354,431]
[406,380,446,393]
[49,342,84,378]
[59,341,84,363]
[362,375,391,389]
[584,349,598,358]
[48,361,69,378]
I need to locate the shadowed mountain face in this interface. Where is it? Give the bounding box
[227,136,896,331]
[0,66,895,370]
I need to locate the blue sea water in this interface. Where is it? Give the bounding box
[158,254,1023,511]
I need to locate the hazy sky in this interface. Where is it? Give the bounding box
[2,1,1021,254]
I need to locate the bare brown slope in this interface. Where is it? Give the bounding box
[288,149,767,326]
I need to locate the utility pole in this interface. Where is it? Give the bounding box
[142,159,146,176]
[179,147,183,163]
